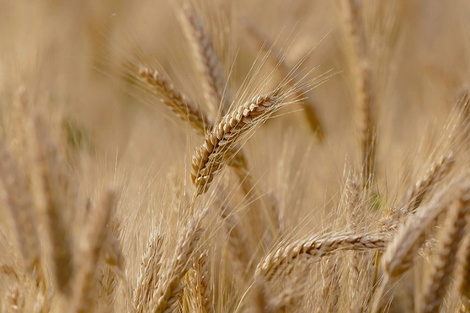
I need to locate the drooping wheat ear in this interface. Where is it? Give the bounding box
[72,189,117,313]
[381,177,463,280]
[188,251,213,313]
[138,67,211,136]
[138,67,250,175]
[341,0,376,188]
[0,137,40,274]
[256,232,387,281]
[133,231,164,313]
[382,151,455,232]
[26,114,74,294]
[181,5,229,116]
[150,208,207,313]
[245,20,324,141]
[372,174,470,312]
[400,151,455,215]
[191,89,283,195]
[418,183,470,313]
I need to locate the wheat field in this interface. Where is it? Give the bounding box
[0,1,470,312]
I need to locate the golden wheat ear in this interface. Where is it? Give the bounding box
[418,182,470,313]
[72,189,117,313]
[191,88,286,196]
[456,221,470,311]
[0,137,40,275]
[138,67,211,136]
[133,231,164,313]
[340,0,376,189]
[256,231,387,281]
[187,251,213,313]
[138,67,250,174]
[245,19,325,141]
[26,113,75,294]
[149,208,208,313]
[382,151,455,231]
[180,4,230,117]
[372,173,469,312]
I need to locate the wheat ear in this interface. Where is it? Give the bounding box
[343,176,374,311]
[188,251,213,313]
[401,152,454,214]
[138,67,211,136]
[133,231,164,313]
[181,5,229,116]
[341,0,376,187]
[316,257,341,313]
[418,183,470,313]
[456,88,470,143]
[381,174,467,279]
[245,20,324,141]
[382,151,455,232]
[72,189,117,313]
[372,174,469,313]
[0,137,40,274]
[150,208,207,313]
[138,67,250,175]
[27,114,74,294]
[457,231,470,311]
[256,232,387,281]
[191,89,282,195]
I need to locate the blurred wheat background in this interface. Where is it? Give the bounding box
[1,1,470,312]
